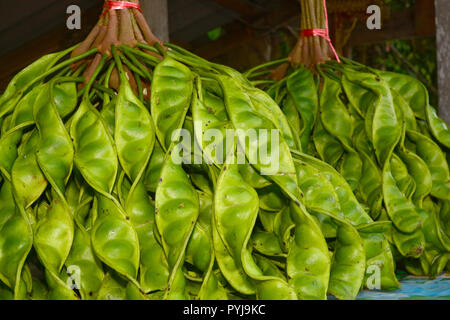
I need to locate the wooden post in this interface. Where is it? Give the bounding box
[435,0,450,124]
[141,0,169,42]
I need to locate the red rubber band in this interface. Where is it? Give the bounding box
[101,1,142,18]
[300,0,341,63]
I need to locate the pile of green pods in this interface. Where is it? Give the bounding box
[0,33,447,300]
[246,56,450,284]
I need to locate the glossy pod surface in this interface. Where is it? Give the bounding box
[0,34,448,301]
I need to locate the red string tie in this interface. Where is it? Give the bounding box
[300,0,341,63]
[101,1,142,18]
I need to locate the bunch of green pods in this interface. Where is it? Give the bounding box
[1,34,445,301]
[246,56,450,284]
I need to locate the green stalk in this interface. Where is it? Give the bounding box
[72,62,88,77]
[111,45,127,83]
[104,62,116,88]
[52,76,85,85]
[153,42,167,58]
[92,83,116,96]
[103,61,116,105]
[122,45,161,66]
[118,45,153,81]
[244,58,289,79]
[251,80,277,86]
[54,66,72,79]
[83,54,108,100]
[135,73,144,102]
[136,42,161,55]
[119,53,146,78]
[31,48,99,93]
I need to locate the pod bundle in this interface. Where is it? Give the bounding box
[246,0,450,285]
[0,1,448,301]
[246,53,450,284]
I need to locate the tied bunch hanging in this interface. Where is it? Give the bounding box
[0,0,375,301]
[1,0,448,301]
[245,0,450,294]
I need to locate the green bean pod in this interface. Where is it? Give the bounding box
[45,269,79,300]
[294,159,342,238]
[114,59,155,184]
[0,181,33,298]
[0,127,26,181]
[214,155,296,300]
[0,47,75,119]
[9,84,42,130]
[286,67,318,152]
[144,141,165,193]
[426,105,450,149]
[353,125,383,219]
[357,222,400,290]
[320,75,354,151]
[250,230,285,257]
[280,95,301,145]
[212,215,255,295]
[91,195,140,286]
[185,193,213,272]
[406,130,450,201]
[217,74,300,202]
[390,154,416,200]
[392,227,425,258]
[34,82,74,197]
[327,217,366,300]
[341,73,378,118]
[151,56,194,151]
[126,282,150,300]
[238,162,272,189]
[378,70,427,120]
[313,119,344,167]
[360,72,401,166]
[65,225,104,300]
[338,152,362,192]
[391,89,417,133]
[293,152,373,225]
[192,79,230,166]
[382,160,422,233]
[272,207,295,253]
[247,86,299,151]
[70,97,119,196]
[34,194,75,297]
[155,153,199,299]
[100,96,117,136]
[440,200,450,238]
[257,185,286,213]
[96,272,128,300]
[420,198,450,252]
[397,147,432,208]
[287,202,330,300]
[187,193,229,300]
[122,178,169,293]
[11,130,48,208]
[52,81,78,118]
